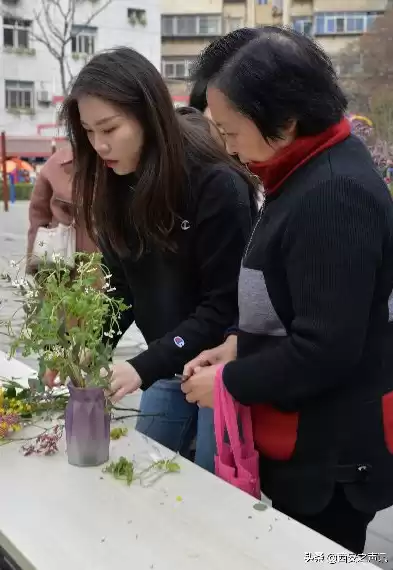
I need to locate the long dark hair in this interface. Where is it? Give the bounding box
[176,106,225,147]
[60,47,255,257]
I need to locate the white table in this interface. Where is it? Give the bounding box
[0,351,37,387]
[0,352,377,570]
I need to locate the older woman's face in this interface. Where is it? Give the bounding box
[207,87,294,164]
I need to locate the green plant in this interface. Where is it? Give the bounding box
[0,378,68,440]
[6,107,36,116]
[110,426,128,440]
[104,456,134,485]
[0,252,129,389]
[15,47,36,56]
[0,183,33,200]
[7,108,21,116]
[128,9,146,26]
[138,12,147,26]
[103,455,180,486]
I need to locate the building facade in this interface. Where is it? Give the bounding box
[161,0,256,101]
[289,0,389,59]
[161,0,389,100]
[0,0,161,139]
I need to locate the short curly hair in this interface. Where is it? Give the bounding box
[193,26,348,140]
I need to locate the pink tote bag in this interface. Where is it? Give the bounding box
[214,365,261,499]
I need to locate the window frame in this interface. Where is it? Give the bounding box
[5,80,34,110]
[161,14,222,37]
[71,26,96,55]
[161,58,196,79]
[314,11,379,35]
[3,18,31,49]
[292,17,313,35]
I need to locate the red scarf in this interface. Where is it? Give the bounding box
[248,118,351,195]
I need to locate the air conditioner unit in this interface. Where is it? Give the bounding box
[37,90,50,103]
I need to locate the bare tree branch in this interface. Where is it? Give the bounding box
[31,7,62,59]
[82,0,113,26]
[62,0,76,50]
[64,0,113,46]
[41,0,65,45]
[337,8,393,113]
[51,0,68,21]
[26,0,113,95]
[64,56,76,87]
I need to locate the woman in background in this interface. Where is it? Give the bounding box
[26,145,97,274]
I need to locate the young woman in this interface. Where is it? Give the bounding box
[182,27,393,553]
[59,46,256,472]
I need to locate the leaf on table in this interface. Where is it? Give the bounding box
[110,427,128,440]
[253,502,268,512]
[103,456,134,485]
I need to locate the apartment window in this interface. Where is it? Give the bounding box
[162,58,195,79]
[225,17,243,33]
[292,17,313,35]
[3,18,31,48]
[71,25,96,55]
[5,80,34,110]
[314,12,379,35]
[199,15,220,34]
[161,15,222,37]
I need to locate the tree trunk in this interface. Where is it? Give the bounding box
[59,57,67,97]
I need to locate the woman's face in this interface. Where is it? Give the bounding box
[207,87,295,164]
[78,95,144,175]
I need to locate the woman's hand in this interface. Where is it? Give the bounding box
[181,364,221,408]
[183,335,237,378]
[43,369,61,388]
[107,361,142,403]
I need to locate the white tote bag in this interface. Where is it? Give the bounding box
[31,222,76,269]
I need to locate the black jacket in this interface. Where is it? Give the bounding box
[223,135,393,515]
[100,164,254,389]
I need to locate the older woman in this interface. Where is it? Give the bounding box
[182,27,393,554]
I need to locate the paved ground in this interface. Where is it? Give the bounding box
[1,202,392,566]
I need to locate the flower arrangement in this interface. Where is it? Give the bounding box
[1,252,128,389]
[0,252,181,478]
[0,378,68,441]
[0,251,130,466]
[0,382,28,437]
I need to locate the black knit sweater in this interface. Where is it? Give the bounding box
[99,163,254,390]
[223,135,393,514]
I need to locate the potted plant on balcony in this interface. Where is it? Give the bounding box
[0,252,129,467]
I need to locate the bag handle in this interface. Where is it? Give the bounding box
[213,365,228,458]
[220,378,255,454]
[214,366,255,462]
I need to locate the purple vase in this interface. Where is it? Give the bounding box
[65,384,110,467]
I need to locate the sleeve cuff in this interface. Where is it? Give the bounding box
[223,326,239,341]
[128,350,167,391]
[222,360,247,405]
